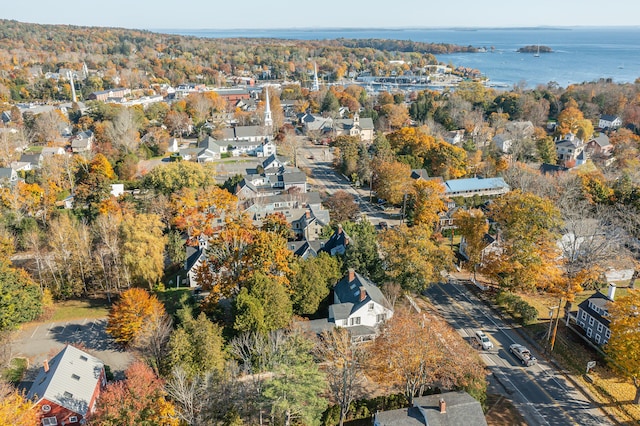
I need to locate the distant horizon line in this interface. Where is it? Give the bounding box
[154,25,640,32]
[4,19,640,33]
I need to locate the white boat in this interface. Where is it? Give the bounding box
[534,45,540,57]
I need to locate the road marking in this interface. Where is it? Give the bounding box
[432,282,582,425]
[30,325,40,339]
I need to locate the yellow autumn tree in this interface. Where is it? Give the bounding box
[454,209,489,279]
[410,178,446,228]
[0,381,37,426]
[106,288,167,346]
[485,190,563,291]
[379,224,452,292]
[120,213,166,288]
[606,289,640,404]
[372,160,412,205]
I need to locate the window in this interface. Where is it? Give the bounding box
[350,317,361,326]
[79,355,88,362]
[42,417,57,426]
[68,416,78,423]
[343,320,348,326]
[42,405,51,412]
[597,323,603,333]
[63,391,73,399]
[581,311,586,320]
[595,334,601,344]
[587,328,593,338]
[606,329,611,338]
[71,374,80,381]
[588,317,595,326]
[368,303,374,311]
[376,313,387,323]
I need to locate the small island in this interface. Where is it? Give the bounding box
[518,45,553,53]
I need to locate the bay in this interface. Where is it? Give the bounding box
[155,27,640,88]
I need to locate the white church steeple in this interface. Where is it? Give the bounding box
[312,62,320,92]
[264,85,273,128]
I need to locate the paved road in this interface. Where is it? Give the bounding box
[297,145,401,227]
[423,279,611,426]
[12,319,133,377]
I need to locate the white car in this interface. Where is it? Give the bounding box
[475,330,493,350]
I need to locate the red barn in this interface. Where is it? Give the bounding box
[27,345,105,425]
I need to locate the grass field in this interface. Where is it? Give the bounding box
[49,298,111,321]
[1,357,28,384]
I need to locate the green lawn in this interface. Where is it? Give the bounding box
[157,288,195,319]
[50,298,111,321]
[1,357,28,384]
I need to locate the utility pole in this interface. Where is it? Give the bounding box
[549,298,563,351]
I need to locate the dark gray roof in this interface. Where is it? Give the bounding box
[329,303,354,320]
[591,134,611,148]
[578,292,611,327]
[0,168,16,179]
[281,171,307,184]
[375,407,425,426]
[539,163,569,175]
[20,153,42,165]
[320,225,350,255]
[600,114,619,122]
[288,240,326,259]
[27,345,104,416]
[198,136,223,150]
[222,126,264,140]
[412,391,487,426]
[333,271,389,311]
[411,169,429,180]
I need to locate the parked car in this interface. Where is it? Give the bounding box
[509,343,537,366]
[474,330,493,350]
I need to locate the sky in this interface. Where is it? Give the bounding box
[4,0,640,30]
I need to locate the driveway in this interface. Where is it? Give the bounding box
[11,318,133,377]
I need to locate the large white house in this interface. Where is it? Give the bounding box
[328,269,394,340]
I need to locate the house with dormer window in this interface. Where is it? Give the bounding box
[576,284,616,345]
[328,269,394,341]
[27,345,106,426]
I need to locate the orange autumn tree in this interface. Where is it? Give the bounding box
[106,288,167,346]
[92,361,178,426]
[171,185,237,243]
[202,216,296,302]
[367,308,486,404]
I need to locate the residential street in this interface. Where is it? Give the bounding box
[423,279,612,426]
[296,144,402,227]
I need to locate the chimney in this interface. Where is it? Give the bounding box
[607,283,616,301]
[43,360,49,373]
[348,268,355,282]
[439,398,446,414]
[359,286,366,302]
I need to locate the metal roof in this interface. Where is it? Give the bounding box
[27,345,104,416]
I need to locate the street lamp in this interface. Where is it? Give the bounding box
[546,305,559,341]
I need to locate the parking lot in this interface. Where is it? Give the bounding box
[11,318,133,376]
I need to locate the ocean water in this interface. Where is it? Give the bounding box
[156,27,640,88]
